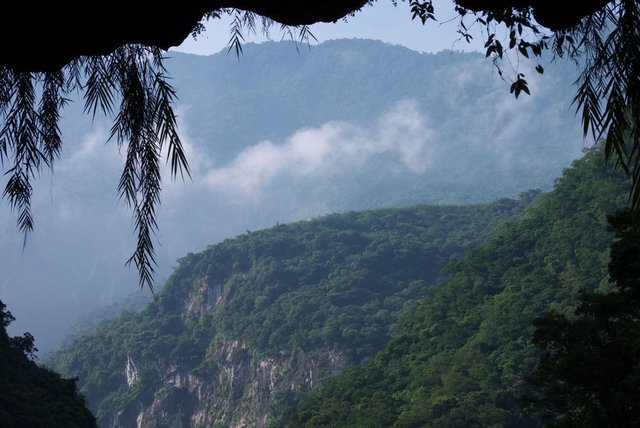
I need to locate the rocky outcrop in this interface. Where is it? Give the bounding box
[113,339,344,428]
[102,274,345,428]
[125,356,138,388]
[185,278,224,315]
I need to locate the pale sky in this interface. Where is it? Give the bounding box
[172,0,486,56]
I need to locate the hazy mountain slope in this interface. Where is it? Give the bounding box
[164,39,584,206]
[285,145,630,427]
[2,39,585,352]
[44,198,530,427]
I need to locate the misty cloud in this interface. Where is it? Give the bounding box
[202,100,435,199]
[58,128,111,169]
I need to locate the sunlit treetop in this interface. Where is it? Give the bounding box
[0,0,636,290]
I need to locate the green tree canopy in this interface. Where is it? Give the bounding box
[1,1,637,289]
[527,209,640,426]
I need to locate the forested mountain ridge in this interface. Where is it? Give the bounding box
[285,145,630,427]
[44,196,531,427]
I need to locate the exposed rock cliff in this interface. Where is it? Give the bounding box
[109,276,346,428]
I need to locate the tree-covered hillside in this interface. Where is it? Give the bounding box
[285,146,630,427]
[44,195,530,427]
[0,301,95,428]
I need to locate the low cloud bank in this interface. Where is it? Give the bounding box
[201,100,435,199]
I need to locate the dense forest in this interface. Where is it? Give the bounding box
[284,146,629,427]
[44,188,531,426]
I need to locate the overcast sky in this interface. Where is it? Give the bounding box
[173,0,486,56]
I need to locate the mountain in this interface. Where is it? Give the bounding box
[44,196,531,427]
[2,38,585,353]
[284,145,630,427]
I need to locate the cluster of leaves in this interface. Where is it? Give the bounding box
[407,0,640,211]
[565,1,640,209]
[0,300,96,427]
[44,196,529,426]
[0,11,329,292]
[283,144,630,427]
[221,8,317,57]
[0,46,189,290]
[404,0,549,97]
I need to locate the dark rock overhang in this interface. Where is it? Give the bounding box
[1,0,611,73]
[455,0,610,30]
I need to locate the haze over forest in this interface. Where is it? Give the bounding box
[0,39,587,352]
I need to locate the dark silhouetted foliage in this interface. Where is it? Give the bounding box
[0,300,96,428]
[526,208,640,426]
